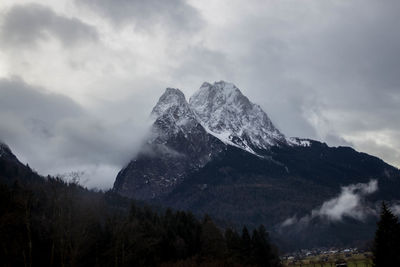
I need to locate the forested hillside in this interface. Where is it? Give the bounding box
[0,144,281,267]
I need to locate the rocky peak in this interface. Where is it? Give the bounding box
[151,88,189,118]
[114,86,226,200]
[0,142,12,158]
[0,142,21,167]
[150,88,200,142]
[189,81,286,153]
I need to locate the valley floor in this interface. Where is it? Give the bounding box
[283,251,373,267]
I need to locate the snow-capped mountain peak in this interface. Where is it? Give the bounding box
[149,82,290,155]
[189,81,286,153]
[150,88,201,141]
[151,88,189,118]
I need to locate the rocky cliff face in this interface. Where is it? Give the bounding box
[0,141,43,185]
[113,87,226,200]
[189,81,286,154]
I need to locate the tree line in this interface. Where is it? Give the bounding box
[373,202,400,267]
[0,174,281,267]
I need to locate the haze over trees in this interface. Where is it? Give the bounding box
[0,151,281,267]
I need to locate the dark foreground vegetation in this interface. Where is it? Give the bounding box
[0,160,281,267]
[372,202,400,267]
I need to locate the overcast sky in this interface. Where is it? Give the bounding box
[1,0,399,189]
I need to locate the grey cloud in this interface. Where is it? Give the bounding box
[307,1,400,95]
[281,180,378,227]
[349,135,400,172]
[290,1,400,118]
[1,0,400,188]
[77,0,202,33]
[390,203,400,217]
[171,46,233,93]
[0,77,82,124]
[324,134,353,148]
[0,78,149,189]
[205,0,400,165]
[0,3,98,48]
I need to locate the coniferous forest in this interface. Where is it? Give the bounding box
[372,202,400,267]
[0,159,281,267]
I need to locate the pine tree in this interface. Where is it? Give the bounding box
[200,215,226,259]
[373,202,400,267]
[240,226,252,263]
[251,225,281,267]
[225,228,241,261]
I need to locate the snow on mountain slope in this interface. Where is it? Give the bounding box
[114,87,226,199]
[287,137,312,147]
[189,81,287,153]
[150,88,203,143]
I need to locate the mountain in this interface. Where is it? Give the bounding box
[114,81,290,200]
[0,142,18,162]
[113,81,400,249]
[0,141,41,185]
[2,143,283,267]
[114,88,225,200]
[189,81,286,154]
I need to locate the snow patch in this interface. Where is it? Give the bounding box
[202,124,258,156]
[189,81,286,152]
[287,137,311,147]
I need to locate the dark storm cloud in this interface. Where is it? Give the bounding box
[0,77,83,124]
[0,0,399,190]
[0,77,85,165]
[0,78,149,188]
[304,1,400,95]
[205,0,400,153]
[77,0,202,32]
[0,3,98,48]
[286,0,400,160]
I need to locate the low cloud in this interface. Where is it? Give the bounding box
[0,3,98,48]
[0,77,150,189]
[282,180,378,227]
[389,203,400,217]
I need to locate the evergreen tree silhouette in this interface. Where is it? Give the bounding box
[373,202,400,267]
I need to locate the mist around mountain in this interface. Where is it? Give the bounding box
[2,81,400,254]
[0,141,282,267]
[114,81,400,250]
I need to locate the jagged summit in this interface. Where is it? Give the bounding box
[114,86,226,200]
[148,81,289,154]
[151,88,188,118]
[115,81,308,199]
[189,81,286,153]
[150,87,202,142]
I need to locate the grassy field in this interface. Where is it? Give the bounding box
[283,252,373,267]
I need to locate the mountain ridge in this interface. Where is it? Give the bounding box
[114,81,302,200]
[189,81,287,154]
[113,81,400,249]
